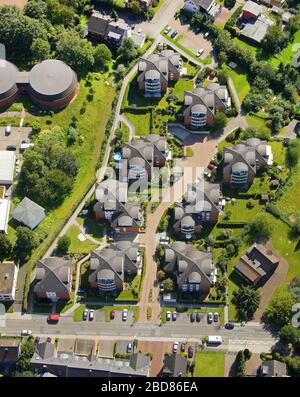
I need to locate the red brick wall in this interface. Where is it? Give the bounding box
[223,172,231,183]
[29,84,79,110]
[161,81,168,93]
[36,291,70,300]
[207,115,214,126]
[184,116,191,126]
[242,10,258,19]
[0,90,20,109]
[210,212,220,222]
[194,225,202,233]
[139,81,145,91]
[95,211,105,220]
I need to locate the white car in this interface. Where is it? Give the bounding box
[196,49,204,57]
[127,342,133,353]
[89,310,94,321]
[204,32,210,39]
[164,26,171,35]
[166,311,171,321]
[122,309,128,321]
[21,330,32,336]
[173,341,179,353]
[207,312,213,324]
[137,28,142,34]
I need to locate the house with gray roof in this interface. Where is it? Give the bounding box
[259,360,288,377]
[0,261,18,302]
[12,197,45,230]
[234,243,279,286]
[223,138,273,189]
[183,0,221,20]
[94,178,144,234]
[89,241,142,294]
[138,51,182,97]
[34,257,72,301]
[163,242,217,296]
[161,353,187,377]
[240,15,274,44]
[184,83,231,129]
[120,135,170,182]
[242,1,263,19]
[173,181,222,238]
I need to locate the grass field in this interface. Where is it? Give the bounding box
[124,112,151,136]
[194,352,225,377]
[233,37,260,57]
[277,155,300,217]
[245,114,270,133]
[65,225,98,255]
[225,66,250,102]
[270,30,300,68]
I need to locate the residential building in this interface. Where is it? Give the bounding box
[30,341,151,377]
[259,360,288,377]
[128,0,154,12]
[240,15,274,44]
[163,242,217,296]
[87,11,145,48]
[0,196,10,234]
[223,138,273,189]
[12,197,45,230]
[94,179,144,234]
[138,51,181,97]
[0,262,18,302]
[183,83,231,129]
[234,243,279,286]
[242,1,262,19]
[183,0,221,20]
[0,339,20,375]
[34,257,72,301]
[89,241,142,294]
[161,353,187,377]
[120,135,170,182]
[173,181,222,238]
[0,151,15,185]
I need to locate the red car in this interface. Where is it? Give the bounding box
[208,162,217,170]
[47,313,59,323]
[110,310,115,320]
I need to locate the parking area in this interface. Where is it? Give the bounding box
[164,310,221,327]
[115,340,133,355]
[169,18,213,58]
[110,309,135,325]
[97,340,115,358]
[215,1,245,26]
[94,309,106,322]
[0,126,32,157]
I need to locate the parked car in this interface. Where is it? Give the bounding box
[213,312,219,322]
[160,282,164,292]
[188,345,193,359]
[172,311,177,321]
[207,312,213,324]
[137,28,142,34]
[46,336,52,343]
[89,310,94,321]
[6,144,17,151]
[34,336,40,344]
[127,342,133,353]
[83,309,88,321]
[190,312,196,322]
[5,125,11,135]
[196,49,204,57]
[47,313,59,323]
[208,162,217,170]
[181,342,186,352]
[171,31,178,39]
[164,26,171,34]
[166,311,171,321]
[110,310,115,320]
[225,322,234,330]
[173,341,179,353]
[21,330,32,336]
[196,312,201,322]
[122,309,128,321]
[204,32,210,38]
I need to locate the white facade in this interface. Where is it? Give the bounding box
[0,263,18,301]
[0,151,15,185]
[0,198,10,234]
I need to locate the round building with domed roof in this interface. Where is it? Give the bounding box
[0,60,20,108]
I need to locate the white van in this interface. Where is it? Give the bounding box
[207,335,223,345]
[5,125,11,135]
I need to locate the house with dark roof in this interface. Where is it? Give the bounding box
[0,339,20,375]
[120,135,170,183]
[223,138,273,189]
[12,197,45,230]
[259,360,288,377]
[87,11,145,48]
[234,243,279,286]
[183,0,221,20]
[163,242,217,296]
[173,181,222,238]
[89,241,142,294]
[0,261,18,302]
[161,353,187,377]
[184,83,231,129]
[94,179,144,234]
[138,51,182,97]
[34,257,72,301]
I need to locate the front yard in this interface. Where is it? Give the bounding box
[194,352,225,377]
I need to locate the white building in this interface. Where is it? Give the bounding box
[0,151,15,185]
[0,262,18,302]
[0,198,10,234]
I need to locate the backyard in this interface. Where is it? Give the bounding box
[194,351,225,377]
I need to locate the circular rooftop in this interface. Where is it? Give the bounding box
[29,60,77,101]
[0,60,19,100]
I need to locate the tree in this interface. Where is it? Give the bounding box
[94,44,112,70]
[111,8,118,21]
[31,38,51,62]
[24,0,48,19]
[57,235,71,255]
[232,285,261,321]
[114,64,127,80]
[0,234,13,261]
[262,24,288,55]
[56,30,94,72]
[287,141,300,168]
[211,112,228,133]
[279,325,300,346]
[291,218,300,236]
[14,227,38,263]
[117,38,138,65]
[163,278,174,292]
[236,350,246,377]
[248,213,273,239]
[263,290,296,327]
[224,0,236,8]
[157,270,166,281]
[46,0,76,27]
[16,337,35,373]
[243,348,252,361]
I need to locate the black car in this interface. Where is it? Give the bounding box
[225,322,234,330]
[196,313,201,322]
[190,312,195,322]
[34,336,40,344]
[181,342,186,352]
[171,30,178,39]
[6,145,17,151]
[188,346,193,359]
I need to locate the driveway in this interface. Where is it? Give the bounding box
[215,1,245,26]
[0,126,32,154]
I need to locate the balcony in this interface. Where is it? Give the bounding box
[97,278,116,292]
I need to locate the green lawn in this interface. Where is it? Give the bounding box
[121,121,130,141]
[124,112,151,136]
[76,217,104,241]
[233,37,260,57]
[194,352,225,377]
[245,114,270,133]
[225,65,250,102]
[152,0,164,14]
[65,225,98,255]
[277,157,300,217]
[270,30,300,67]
